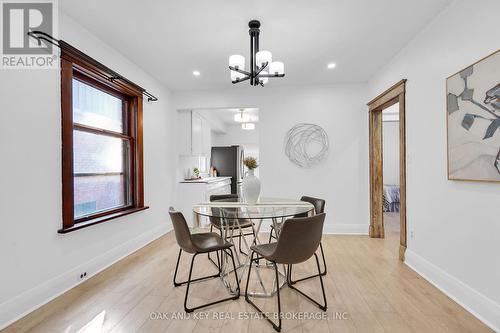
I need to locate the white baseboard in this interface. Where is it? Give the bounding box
[405,249,500,332]
[0,224,171,330]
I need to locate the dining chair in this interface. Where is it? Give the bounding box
[245,213,327,332]
[209,194,256,256]
[169,207,240,312]
[269,196,328,283]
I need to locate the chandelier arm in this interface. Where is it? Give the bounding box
[258,73,285,78]
[254,62,269,76]
[229,66,251,76]
[231,75,251,84]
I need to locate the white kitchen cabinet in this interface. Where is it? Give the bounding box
[177,111,211,157]
[202,118,212,158]
[191,112,203,155]
[177,112,192,155]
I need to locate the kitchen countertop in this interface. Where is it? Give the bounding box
[179,176,232,184]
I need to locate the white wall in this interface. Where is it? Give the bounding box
[3,1,496,330]
[367,0,500,330]
[212,123,259,148]
[174,84,369,234]
[0,12,176,328]
[383,119,400,185]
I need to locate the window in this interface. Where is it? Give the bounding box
[59,43,147,233]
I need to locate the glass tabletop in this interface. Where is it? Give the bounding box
[193,197,314,220]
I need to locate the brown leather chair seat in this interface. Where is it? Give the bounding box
[250,243,277,259]
[191,232,233,253]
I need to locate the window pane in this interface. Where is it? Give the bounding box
[74,175,126,218]
[73,130,130,218]
[73,79,124,133]
[74,130,125,174]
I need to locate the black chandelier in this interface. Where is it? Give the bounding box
[228,20,285,86]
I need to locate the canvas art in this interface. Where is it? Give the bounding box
[447,50,500,182]
[284,123,329,168]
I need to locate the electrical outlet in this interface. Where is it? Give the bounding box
[79,272,87,279]
[410,230,415,239]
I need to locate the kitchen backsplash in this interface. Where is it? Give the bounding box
[178,155,209,180]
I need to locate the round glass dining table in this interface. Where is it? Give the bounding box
[193,197,315,297]
[193,197,314,221]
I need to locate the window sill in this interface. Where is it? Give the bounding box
[58,206,149,234]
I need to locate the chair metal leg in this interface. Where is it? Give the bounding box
[173,248,182,286]
[173,249,220,287]
[183,249,240,313]
[207,224,221,269]
[244,251,254,300]
[268,228,274,243]
[238,231,248,256]
[268,225,279,242]
[289,242,327,284]
[216,250,221,270]
[238,236,256,256]
[319,242,327,275]
[251,226,260,266]
[226,248,241,296]
[286,253,327,311]
[245,252,282,332]
[207,249,221,271]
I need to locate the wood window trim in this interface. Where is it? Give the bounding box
[59,42,147,234]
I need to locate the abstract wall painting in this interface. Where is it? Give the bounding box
[284,123,329,168]
[447,49,500,182]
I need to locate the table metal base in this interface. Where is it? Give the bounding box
[218,216,287,298]
[221,261,287,297]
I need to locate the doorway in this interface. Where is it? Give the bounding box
[382,103,401,249]
[175,107,260,227]
[367,80,407,260]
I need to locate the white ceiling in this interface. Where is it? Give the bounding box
[60,0,452,91]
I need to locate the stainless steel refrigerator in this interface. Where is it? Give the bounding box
[210,146,244,196]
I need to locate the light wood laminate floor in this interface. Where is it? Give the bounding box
[2,223,492,333]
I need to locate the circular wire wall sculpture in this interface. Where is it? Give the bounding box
[284,123,329,168]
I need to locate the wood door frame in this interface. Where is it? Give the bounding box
[367,79,407,260]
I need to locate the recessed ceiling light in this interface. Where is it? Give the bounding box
[327,63,336,69]
[193,70,201,76]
